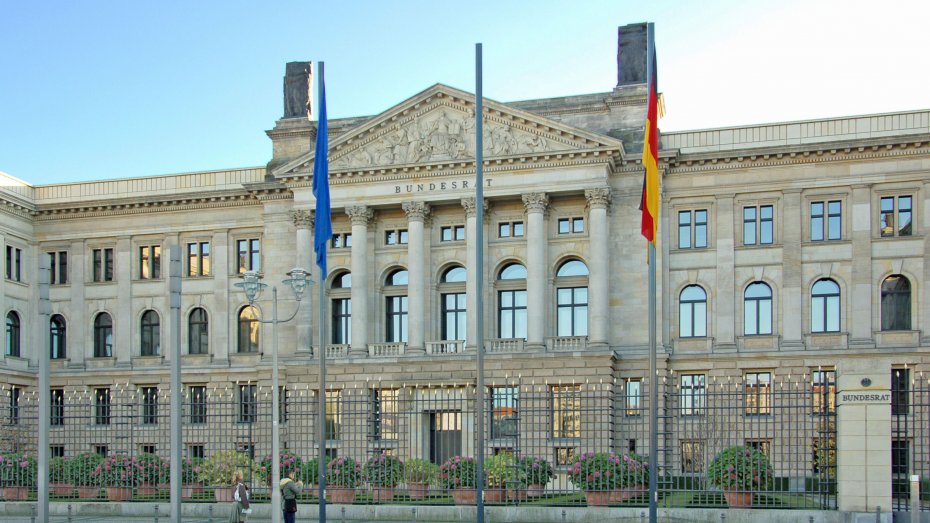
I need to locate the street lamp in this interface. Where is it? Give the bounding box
[235,268,310,523]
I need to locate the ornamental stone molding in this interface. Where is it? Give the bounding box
[460,197,491,218]
[345,205,375,226]
[290,209,313,228]
[584,187,611,210]
[522,192,549,215]
[402,201,431,222]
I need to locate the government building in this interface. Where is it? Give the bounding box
[1,23,928,515]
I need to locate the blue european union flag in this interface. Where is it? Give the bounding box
[312,62,332,274]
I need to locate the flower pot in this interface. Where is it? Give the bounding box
[75,486,99,499]
[407,482,428,500]
[610,485,645,503]
[50,482,73,496]
[329,487,356,504]
[371,486,394,502]
[507,487,527,502]
[723,488,753,508]
[136,482,157,497]
[106,486,132,501]
[181,483,203,499]
[451,488,477,505]
[484,488,505,503]
[213,486,234,503]
[2,486,30,500]
[584,490,610,507]
[526,483,546,497]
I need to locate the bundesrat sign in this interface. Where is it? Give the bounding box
[837,390,891,405]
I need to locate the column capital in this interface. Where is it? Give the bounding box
[345,205,375,227]
[521,192,549,215]
[402,201,431,222]
[290,209,313,229]
[584,187,611,210]
[460,197,491,218]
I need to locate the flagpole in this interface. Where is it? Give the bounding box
[646,22,659,523]
[314,60,329,523]
[474,42,486,523]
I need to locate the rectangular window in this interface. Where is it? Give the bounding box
[745,372,772,416]
[95,388,111,425]
[680,374,705,416]
[188,445,205,460]
[330,233,352,249]
[189,386,207,424]
[440,225,466,242]
[139,245,161,279]
[48,251,68,285]
[237,239,261,273]
[554,447,576,466]
[92,248,114,282]
[892,439,909,477]
[551,384,581,439]
[325,390,341,440]
[5,246,22,281]
[9,386,20,425]
[50,446,65,458]
[441,293,466,342]
[278,386,289,424]
[490,386,518,439]
[95,445,108,457]
[678,210,708,249]
[187,242,210,277]
[371,389,398,441]
[141,386,158,425]
[811,200,842,241]
[892,368,909,416]
[51,389,65,426]
[332,298,351,344]
[386,295,408,343]
[880,195,913,237]
[680,440,704,473]
[141,444,156,455]
[498,221,524,238]
[625,378,642,417]
[557,217,585,234]
[238,384,256,423]
[743,205,774,245]
[384,229,409,246]
[812,369,836,414]
[746,439,771,457]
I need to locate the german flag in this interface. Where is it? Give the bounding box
[640,27,659,245]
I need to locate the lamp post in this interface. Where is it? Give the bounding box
[235,268,310,523]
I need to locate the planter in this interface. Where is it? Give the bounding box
[507,487,527,502]
[584,490,610,507]
[407,482,428,500]
[136,482,158,497]
[213,486,234,503]
[329,487,356,504]
[182,483,204,499]
[451,488,477,505]
[610,485,645,503]
[105,486,132,501]
[75,486,98,499]
[723,488,753,508]
[371,486,395,502]
[50,482,73,496]
[527,483,546,497]
[484,488,505,503]
[2,486,30,500]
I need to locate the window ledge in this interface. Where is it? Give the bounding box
[737,335,780,352]
[87,357,117,368]
[875,330,920,348]
[804,332,848,350]
[1,354,30,371]
[132,355,164,367]
[229,352,262,365]
[488,338,525,353]
[182,353,214,365]
[673,337,713,353]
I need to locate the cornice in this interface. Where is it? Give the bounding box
[33,194,259,221]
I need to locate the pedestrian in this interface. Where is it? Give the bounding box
[229,469,251,523]
[280,467,304,523]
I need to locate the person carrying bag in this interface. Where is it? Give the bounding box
[229,470,251,523]
[280,467,304,523]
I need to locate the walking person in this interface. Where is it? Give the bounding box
[280,467,304,523]
[229,469,251,523]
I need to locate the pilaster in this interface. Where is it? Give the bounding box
[781,189,804,349]
[115,237,132,365]
[69,241,86,367]
[850,184,875,347]
[523,192,549,349]
[213,230,230,363]
[291,210,314,354]
[715,194,735,349]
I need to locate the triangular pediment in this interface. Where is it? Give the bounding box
[273,84,623,178]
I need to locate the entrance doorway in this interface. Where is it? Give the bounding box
[429,411,462,465]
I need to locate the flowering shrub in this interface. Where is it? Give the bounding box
[365,453,404,487]
[707,446,774,491]
[0,452,37,487]
[259,449,303,484]
[198,450,254,486]
[326,456,363,488]
[137,453,168,484]
[49,456,67,484]
[300,456,330,484]
[568,452,619,491]
[438,456,476,489]
[519,456,554,486]
[617,452,649,487]
[65,453,102,486]
[181,457,205,484]
[485,453,526,489]
[91,453,141,487]
[404,458,438,485]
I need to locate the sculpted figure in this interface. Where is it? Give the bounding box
[520,133,548,152]
[374,139,394,165]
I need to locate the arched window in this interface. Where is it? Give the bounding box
[238,307,260,353]
[811,279,840,333]
[385,269,408,343]
[93,313,113,358]
[440,266,466,342]
[331,272,351,345]
[743,282,773,335]
[679,285,707,338]
[5,311,20,357]
[881,275,911,331]
[556,260,589,336]
[189,308,209,355]
[497,263,527,339]
[140,310,161,356]
[50,315,66,359]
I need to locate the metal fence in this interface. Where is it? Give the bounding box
[892,368,930,512]
[0,373,836,509]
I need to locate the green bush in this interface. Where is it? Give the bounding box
[438,456,476,489]
[259,449,303,484]
[707,446,774,491]
[49,456,67,483]
[300,456,330,485]
[519,456,554,486]
[92,453,141,487]
[568,452,618,491]
[365,453,404,487]
[485,453,526,489]
[0,452,37,487]
[198,450,255,486]
[404,458,438,485]
[137,453,168,484]
[617,452,649,487]
[66,453,103,486]
[326,456,363,488]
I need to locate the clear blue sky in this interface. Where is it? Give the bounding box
[2,0,928,185]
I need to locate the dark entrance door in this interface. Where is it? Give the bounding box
[429,411,462,465]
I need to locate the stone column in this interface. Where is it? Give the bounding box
[522,193,549,349]
[291,210,314,354]
[403,201,430,354]
[461,197,489,352]
[115,237,132,365]
[836,358,892,516]
[715,194,736,350]
[346,205,374,358]
[69,241,86,367]
[850,185,875,347]
[585,188,610,349]
[781,189,804,349]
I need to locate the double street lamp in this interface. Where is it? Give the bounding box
[235,268,310,523]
